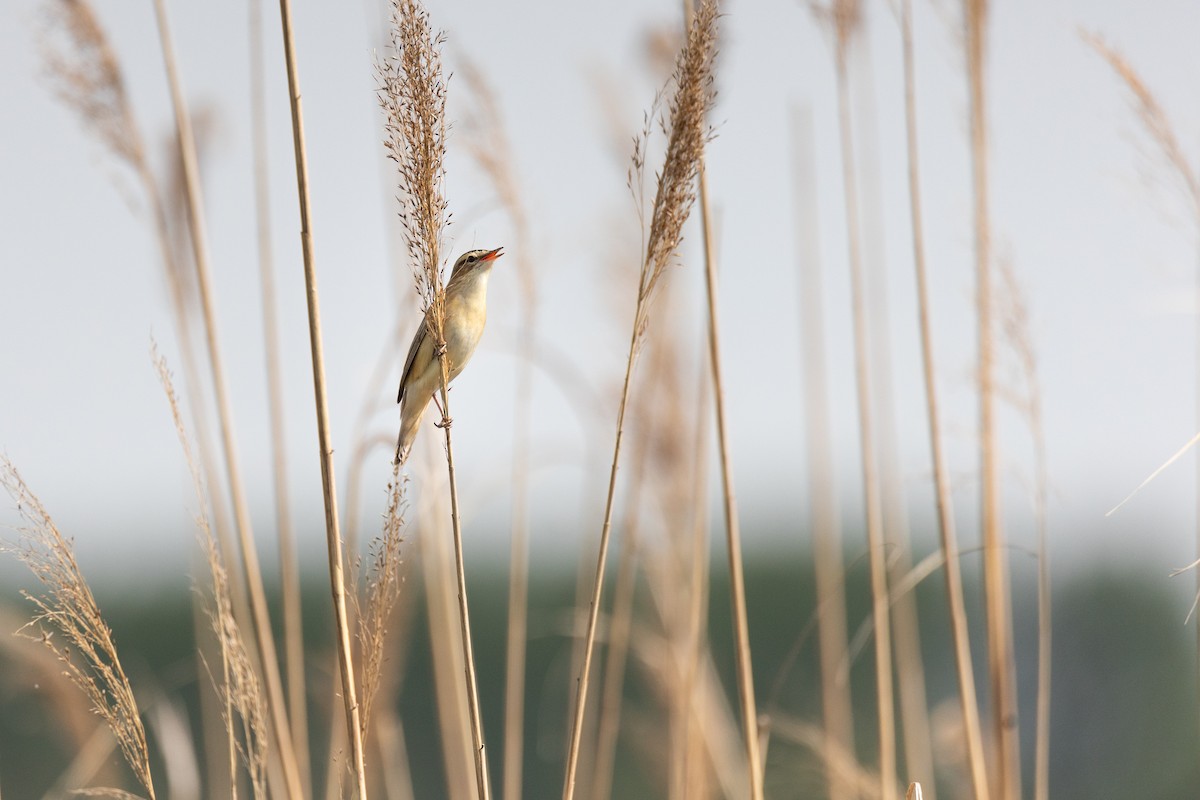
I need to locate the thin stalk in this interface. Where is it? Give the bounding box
[591,413,652,800]
[834,36,896,800]
[964,2,1020,797]
[562,317,640,800]
[249,0,310,790]
[1032,357,1050,800]
[854,46,935,797]
[150,2,303,796]
[679,0,761,793]
[416,462,475,800]
[274,0,367,795]
[502,339,532,800]
[695,162,762,799]
[679,340,712,800]
[434,373,492,800]
[901,1,990,797]
[563,6,717,795]
[791,106,856,800]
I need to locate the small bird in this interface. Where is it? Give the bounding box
[394,247,504,463]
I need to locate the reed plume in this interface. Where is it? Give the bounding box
[563,4,719,799]
[356,464,407,742]
[153,348,268,799]
[378,2,491,797]
[1,459,156,799]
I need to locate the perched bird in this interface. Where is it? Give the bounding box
[394,247,504,463]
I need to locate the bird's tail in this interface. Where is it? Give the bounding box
[393,404,424,465]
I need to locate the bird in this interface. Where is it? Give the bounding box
[394,247,504,464]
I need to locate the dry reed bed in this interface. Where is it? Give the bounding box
[0,0,1104,798]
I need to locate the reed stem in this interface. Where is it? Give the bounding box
[274,0,367,794]
[151,2,303,795]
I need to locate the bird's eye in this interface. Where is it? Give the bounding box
[467,254,477,263]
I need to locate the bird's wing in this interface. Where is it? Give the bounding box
[397,311,431,404]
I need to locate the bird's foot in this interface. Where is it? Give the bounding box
[434,342,448,358]
[435,416,453,430]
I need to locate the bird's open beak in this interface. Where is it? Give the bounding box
[481,247,504,262]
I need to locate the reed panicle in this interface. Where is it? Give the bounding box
[378,0,449,334]
[378,2,491,797]
[356,464,407,742]
[40,0,143,170]
[563,4,718,799]
[0,460,156,800]
[153,348,268,799]
[1083,33,1200,215]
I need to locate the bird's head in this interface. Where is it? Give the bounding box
[448,247,504,283]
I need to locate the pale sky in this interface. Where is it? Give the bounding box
[2,0,1199,596]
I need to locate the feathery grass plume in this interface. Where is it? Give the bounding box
[677,0,762,794]
[562,4,718,800]
[0,460,156,800]
[356,463,407,742]
[40,0,143,170]
[152,348,267,799]
[378,3,491,798]
[1083,33,1200,217]
[378,0,449,347]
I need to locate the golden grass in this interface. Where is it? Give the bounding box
[900,1,990,797]
[9,0,1114,796]
[355,464,407,743]
[154,349,268,799]
[0,460,156,799]
[563,5,719,799]
[273,0,368,792]
[964,2,1021,797]
[809,0,896,794]
[378,1,491,797]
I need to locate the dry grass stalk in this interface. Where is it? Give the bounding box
[153,350,269,799]
[562,5,719,799]
[678,1,762,795]
[899,1,990,797]
[248,0,310,789]
[40,8,254,792]
[459,59,538,800]
[0,460,155,799]
[272,0,368,793]
[996,257,1050,800]
[963,2,1020,797]
[679,351,712,800]
[809,0,896,795]
[590,319,678,800]
[790,107,857,800]
[150,2,305,796]
[378,3,490,798]
[356,463,407,743]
